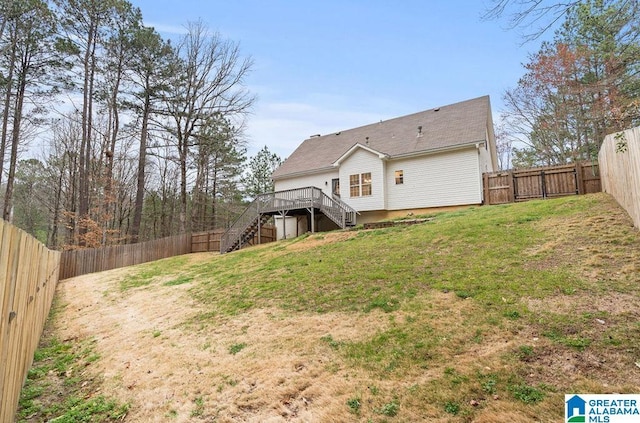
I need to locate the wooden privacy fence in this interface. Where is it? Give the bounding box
[1,219,61,423]
[60,226,277,280]
[483,162,601,205]
[59,233,191,280]
[191,225,276,253]
[599,127,640,229]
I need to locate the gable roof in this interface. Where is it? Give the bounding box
[272,95,493,180]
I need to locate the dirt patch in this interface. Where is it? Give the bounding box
[53,254,396,422]
[525,292,640,316]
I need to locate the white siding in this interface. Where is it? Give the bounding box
[385,147,482,210]
[478,135,495,174]
[274,170,338,197]
[339,149,385,211]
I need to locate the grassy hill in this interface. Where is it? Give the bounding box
[20,193,640,422]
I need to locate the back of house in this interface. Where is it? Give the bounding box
[272,95,498,229]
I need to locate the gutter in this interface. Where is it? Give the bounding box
[273,140,486,180]
[385,140,485,160]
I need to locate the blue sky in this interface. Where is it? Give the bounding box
[130,0,544,159]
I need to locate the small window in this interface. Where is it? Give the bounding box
[395,170,404,185]
[349,174,360,197]
[361,172,372,196]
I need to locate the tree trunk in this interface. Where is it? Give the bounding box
[78,21,98,245]
[130,90,150,242]
[0,39,16,190]
[3,68,27,221]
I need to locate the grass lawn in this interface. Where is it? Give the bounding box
[19,193,640,422]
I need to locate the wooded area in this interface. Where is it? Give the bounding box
[599,126,640,229]
[0,219,60,423]
[0,0,282,252]
[493,0,640,171]
[483,162,601,205]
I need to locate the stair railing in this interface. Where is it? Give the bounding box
[221,186,359,253]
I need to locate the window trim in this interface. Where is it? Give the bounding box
[349,172,373,197]
[349,174,360,197]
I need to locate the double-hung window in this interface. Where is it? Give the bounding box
[349,173,372,197]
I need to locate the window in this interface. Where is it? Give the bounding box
[395,170,404,185]
[361,172,372,196]
[349,173,372,197]
[349,174,360,197]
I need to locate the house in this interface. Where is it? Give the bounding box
[270,95,498,237]
[220,96,497,252]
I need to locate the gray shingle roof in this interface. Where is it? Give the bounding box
[272,95,492,179]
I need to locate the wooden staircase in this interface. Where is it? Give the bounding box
[220,187,357,254]
[223,214,271,254]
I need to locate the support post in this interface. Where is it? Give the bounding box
[257,214,261,245]
[311,207,315,233]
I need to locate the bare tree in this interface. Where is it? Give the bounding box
[484,0,582,42]
[160,20,254,233]
[125,25,174,242]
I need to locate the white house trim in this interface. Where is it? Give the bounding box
[332,143,390,167]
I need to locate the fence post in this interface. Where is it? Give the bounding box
[508,172,516,203]
[483,173,490,205]
[540,171,547,199]
[575,162,584,195]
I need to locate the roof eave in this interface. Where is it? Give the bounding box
[390,141,485,160]
[332,143,390,166]
[272,166,337,181]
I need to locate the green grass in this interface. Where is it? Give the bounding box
[186,197,595,317]
[17,301,128,422]
[119,256,189,290]
[229,342,247,355]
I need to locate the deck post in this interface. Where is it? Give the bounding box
[311,207,315,233]
[279,210,287,239]
[257,214,261,244]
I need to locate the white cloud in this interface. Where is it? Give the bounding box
[143,21,189,35]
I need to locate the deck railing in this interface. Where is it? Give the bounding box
[220,187,357,253]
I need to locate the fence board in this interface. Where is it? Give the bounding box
[59,233,192,280]
[0,219,60,423]
[484,162,600,205]
[58,226,277,280]
[599,127,640,229]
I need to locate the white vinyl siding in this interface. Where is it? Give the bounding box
[478,139,495,173]
[339,149,385,211]
[385,148,482,210]
[274,170,338,197]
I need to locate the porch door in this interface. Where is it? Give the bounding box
[332,178,340,197]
